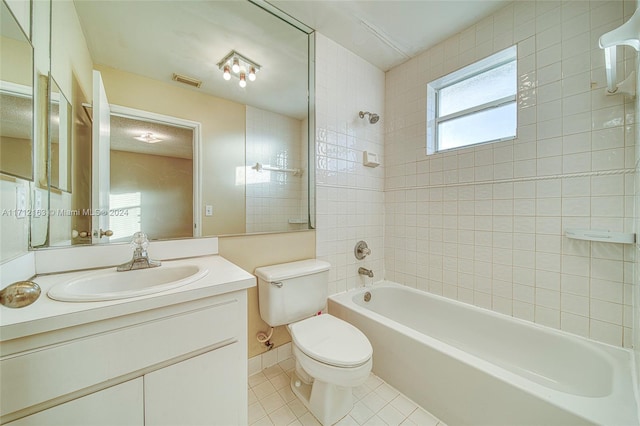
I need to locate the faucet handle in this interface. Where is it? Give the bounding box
[354,241,371,260]
[131,232,149,250]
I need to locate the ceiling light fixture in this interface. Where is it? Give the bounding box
[134,132,162,144]
[217,50,261,88]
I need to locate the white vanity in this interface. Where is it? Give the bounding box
[0,249,255,425]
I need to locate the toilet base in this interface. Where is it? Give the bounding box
[290,371,353,426]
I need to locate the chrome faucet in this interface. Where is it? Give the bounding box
[354,241,371,260]
[358,267,374,278]
[117,232,161,271]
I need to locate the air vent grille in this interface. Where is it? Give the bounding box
[172,73,202,88]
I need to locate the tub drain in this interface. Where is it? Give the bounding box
[364,291,371,302]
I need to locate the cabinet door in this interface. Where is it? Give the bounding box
[144,343,244,426]
[7,378,143,426]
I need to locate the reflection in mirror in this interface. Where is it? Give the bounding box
[48,76,77,247]
[0,86,32,180]
[0,0,33,262]
[245,106,309,233]
[69,73,92,245]
[29,0,52,249]
[34,0,314,249]
[0,1,33,182]
[109,112,195,242]
[49,78,72,192]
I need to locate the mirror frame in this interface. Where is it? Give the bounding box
[49,76,72,193]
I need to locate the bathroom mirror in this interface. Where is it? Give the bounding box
[0,0,33,182]
[29,0,52,250]
[0,0,39,263]
[49,78,72,192]
[33,0,314,248]
[108,113,195,243]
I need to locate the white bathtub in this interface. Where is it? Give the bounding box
[328,282,640,426]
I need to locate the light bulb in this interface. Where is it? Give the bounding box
[248,67,256,81]
[232,58,240,73]
[134,133,161,143]
[239,72,247,88]
[223,65,231,80]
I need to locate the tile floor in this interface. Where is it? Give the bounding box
[248,357,446,426]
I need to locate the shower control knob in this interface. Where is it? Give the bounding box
[354,241,371,260]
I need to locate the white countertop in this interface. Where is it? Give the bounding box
[0,255,255,342]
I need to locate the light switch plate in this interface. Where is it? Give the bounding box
[16,186,26,218]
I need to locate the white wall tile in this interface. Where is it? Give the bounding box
[316,34,385,295]
[381,0,632,348]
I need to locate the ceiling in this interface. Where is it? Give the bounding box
[0,93,31,140]
[110,115,193,160]
[73,1,510,120]
[74,1,309,119]
[271,0,510,71]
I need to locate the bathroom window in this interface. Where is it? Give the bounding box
[427,46,517,154]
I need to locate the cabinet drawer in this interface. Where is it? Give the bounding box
[1,299,239,418]
[6,378,143,426]
[145,343,244,426]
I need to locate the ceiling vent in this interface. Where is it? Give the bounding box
[172,73,202,88]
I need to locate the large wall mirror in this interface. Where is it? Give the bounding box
[0,0,37,262]
[0,1,33,182]
[37,0,314,249]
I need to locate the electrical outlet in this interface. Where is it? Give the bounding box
[205,205,213,216]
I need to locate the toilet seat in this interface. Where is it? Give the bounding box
[288,314,372,368]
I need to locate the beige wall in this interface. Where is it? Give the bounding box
[0,137,31,179]
[96,65,246,236]
[51,0,94,104]
[111,150,193,241]
[0,36,32,86]
[218,230,315,358]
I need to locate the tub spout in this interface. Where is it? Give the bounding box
[358,267,374,278]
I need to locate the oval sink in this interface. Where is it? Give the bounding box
[48,265,209,302]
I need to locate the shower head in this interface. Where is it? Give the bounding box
[359,111,380,124]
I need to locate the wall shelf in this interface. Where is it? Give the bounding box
[288,219,308,224]
[564,229,636,244]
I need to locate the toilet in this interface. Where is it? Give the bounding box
[255,259,373,426]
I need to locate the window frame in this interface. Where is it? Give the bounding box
[427,46,518,155]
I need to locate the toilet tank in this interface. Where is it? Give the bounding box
[255,259,331,327]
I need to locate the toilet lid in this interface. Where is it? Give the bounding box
[289,314,372,368]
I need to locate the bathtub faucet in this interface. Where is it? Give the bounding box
[358,267,374,278]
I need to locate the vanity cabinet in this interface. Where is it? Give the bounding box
[1,290,249,425]
[145,343,242,426]
[6,379,144,426]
